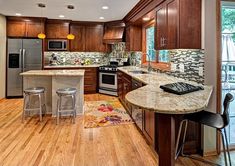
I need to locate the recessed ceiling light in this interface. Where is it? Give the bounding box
[143,17,150,21]
[15,13,22,16]
[102,6,109,10]
[99,17,104,20]
[59,15,65,18]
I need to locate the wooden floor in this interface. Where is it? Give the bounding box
[0,94,234,166]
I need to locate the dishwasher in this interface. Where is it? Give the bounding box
[131,78,144,131]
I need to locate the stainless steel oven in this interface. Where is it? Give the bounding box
[99,66,118,96]
[48,40,67,51]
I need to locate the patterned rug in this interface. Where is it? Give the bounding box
[84,100,133,128]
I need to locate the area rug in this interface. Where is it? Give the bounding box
[84,100,133,128]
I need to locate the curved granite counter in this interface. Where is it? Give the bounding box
[119,66,213,114]
[20,70,85,116]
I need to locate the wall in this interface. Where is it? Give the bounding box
[0,15,6,99]
[203,0,218,155]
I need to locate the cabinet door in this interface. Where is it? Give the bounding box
[7,21,26,37]
[70,25,85,51]
[26,21,44,38]
[125,26,130,51]
[125,26,142,51]
[143,110,155,146]
[117,71,124,102]
[85,25,105,52]
[155,4,167,50]
[166,0,178,49]
[46,23,69,39]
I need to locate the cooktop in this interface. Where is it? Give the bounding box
[160,82,204,95]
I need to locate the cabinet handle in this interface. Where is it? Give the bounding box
[163,37,167,47]
[160,37,163,47]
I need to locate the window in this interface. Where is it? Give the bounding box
[146,26,156,62]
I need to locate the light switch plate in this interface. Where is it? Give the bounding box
[199,67,203,76]
[179,63,184,73]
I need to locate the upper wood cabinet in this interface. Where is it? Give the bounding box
[70,24,86,52]
[7,18,45,38]
[125,25,142,51]
[85,25,106,52]
[46,20,70,39]
[155,0,201,50]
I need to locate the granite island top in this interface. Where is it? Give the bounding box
[118,66,213,114]
[43,64,101,69]
[20,70,85,76]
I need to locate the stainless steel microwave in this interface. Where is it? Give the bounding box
[48,40,67,51]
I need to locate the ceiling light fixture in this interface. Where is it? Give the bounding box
[99,17,104,20]
[15,13,22,16]
[143,17,150,21]
[102,6,109,9]
[59,15,65,18]
[37,3,46,39]
[66,5,75,40]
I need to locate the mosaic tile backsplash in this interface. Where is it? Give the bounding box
[164,49,205,84]
[44,52,109,65]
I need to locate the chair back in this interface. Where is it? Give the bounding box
[223,93,234,127]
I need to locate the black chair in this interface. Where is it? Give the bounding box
[175,93,234,166]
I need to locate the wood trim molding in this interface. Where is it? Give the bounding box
[123,0,164,23]
[203,150,218,157]
[216,0,222,155]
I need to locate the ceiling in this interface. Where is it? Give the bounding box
[0,0,139,22]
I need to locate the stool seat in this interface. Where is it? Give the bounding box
[24,87,45,94]
[56,87,77,95]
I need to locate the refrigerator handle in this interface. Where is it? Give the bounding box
[19,49,22,69]
[22,49,25,72]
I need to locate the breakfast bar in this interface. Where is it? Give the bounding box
[119,66,213,166]
[20,70,85,116]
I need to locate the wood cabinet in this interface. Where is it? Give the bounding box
[85,25,106,52]
[143,110,155,147]
[155,0,201,50]
[46,20,70,39]
[7,18,45,38]
[117,70,132,112]
[125,25,142,51]
[70,25,86,51]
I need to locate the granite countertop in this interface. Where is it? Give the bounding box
[20,70,85,76]
[43,64,101,68]
[118,66,213,114]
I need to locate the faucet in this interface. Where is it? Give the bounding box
[146,54,153,72]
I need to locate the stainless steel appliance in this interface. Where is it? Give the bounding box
[7,39,42,97]
[48,40,67,51]
[99,64,118,96]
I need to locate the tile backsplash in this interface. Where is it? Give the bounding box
[165,49,205,84]
[44,52,109,65]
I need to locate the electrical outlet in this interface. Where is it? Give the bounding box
[199,67,203,76]
[171,63,176,71]
[179,63,184,73]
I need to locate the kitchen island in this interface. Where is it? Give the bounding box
[20,70,85,116]
[118,66,213,166]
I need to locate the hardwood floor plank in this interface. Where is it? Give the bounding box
[0,95,234,166]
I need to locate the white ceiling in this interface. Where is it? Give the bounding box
[0,0,139,22]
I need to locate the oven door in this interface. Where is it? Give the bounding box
[99,72,117,90]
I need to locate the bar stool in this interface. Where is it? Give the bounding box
[56,87,77,124]
[175,93,234,166]
[22,87,46,122]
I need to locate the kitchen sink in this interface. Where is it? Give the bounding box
[128,70,149,74]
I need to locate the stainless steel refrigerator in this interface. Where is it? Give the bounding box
[7,39,42,97]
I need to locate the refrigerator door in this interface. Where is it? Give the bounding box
[7,39,23,97]
[22,39,42,72]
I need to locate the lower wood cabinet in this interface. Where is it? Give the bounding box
[45,67,98,94]
[143,110,155,147]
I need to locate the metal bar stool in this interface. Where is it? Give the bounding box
[56,87,77,124]
[22,87,46,122]
[175,93,234,166]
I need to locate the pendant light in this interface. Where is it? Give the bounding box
[67,5,75,40]
[38,3,46,39]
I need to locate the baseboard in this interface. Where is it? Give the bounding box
[0,98,5,102]
[203,150,218,157]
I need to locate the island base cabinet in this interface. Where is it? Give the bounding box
[143,110,155,148]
